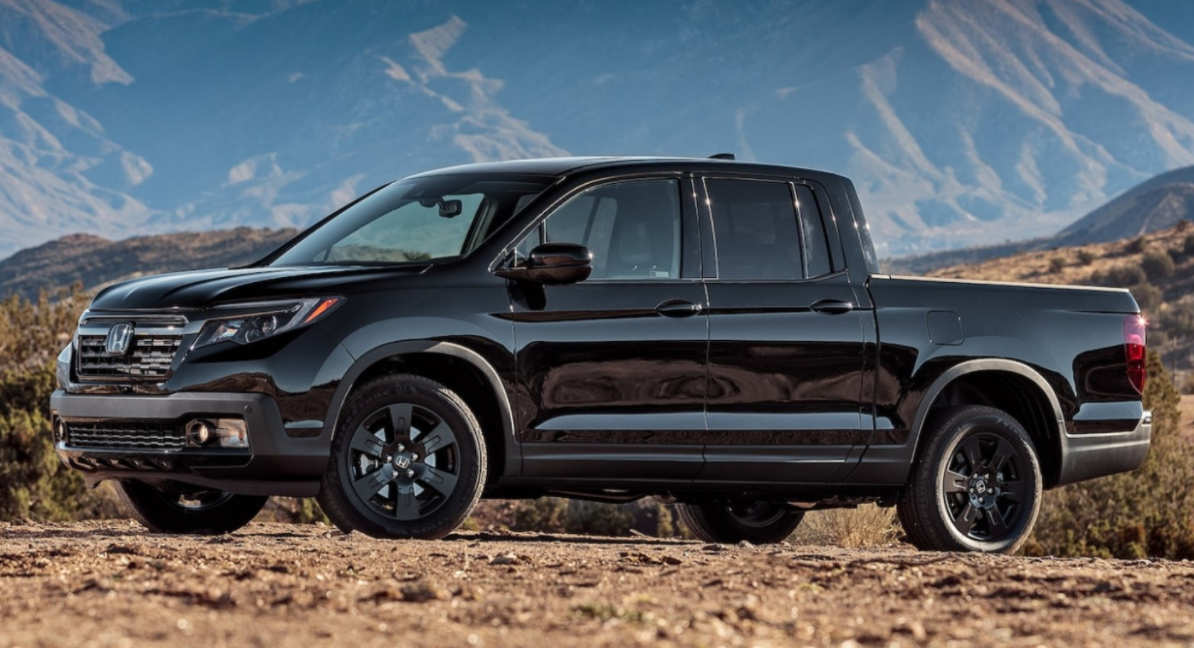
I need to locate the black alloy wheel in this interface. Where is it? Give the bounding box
[115,480,268,534]
[677,500,805,544]
[898,405,1043,553]
[317,374,485,539]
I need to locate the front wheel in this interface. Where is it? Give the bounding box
[317,374,486,539]
[115,480,267,534]
[677,500,804,544]
[897,405,1043,554]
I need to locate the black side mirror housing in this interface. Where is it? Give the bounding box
[496,243,593,285]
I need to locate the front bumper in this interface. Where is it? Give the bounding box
[1056,410,1151,486]
[50,390,328,497]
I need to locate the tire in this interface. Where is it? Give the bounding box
[897,405,1043,554]
[677,500,804,544]
[114,480,267,534]
[316,373,486,539]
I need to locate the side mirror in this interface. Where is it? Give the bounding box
[496,243,593,285]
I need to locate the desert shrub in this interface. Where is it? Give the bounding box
[1127,236,1147,253]
[1184,234,1194,257]
[1093,265,1147,288]
[1159,298,1194,340]
[0,289,122,521]
[1141,250,1175,279]
[1130,283,1162,314]
[790,504,898,547]
[1077,250,1096,266]
[1048,256,1066,273]
[257,497,330,524]
[503,497,677,537]
[1178,220,1192,233]
[1025,351,1194,559]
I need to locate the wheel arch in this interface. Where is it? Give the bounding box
[322,341,519,482]
[909,359,1066,488]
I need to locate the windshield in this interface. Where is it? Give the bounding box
[269,174,554,266]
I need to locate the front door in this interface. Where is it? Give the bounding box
[507,176,709,483]
[699,176,869,485]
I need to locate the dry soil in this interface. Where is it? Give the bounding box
[2,521,1193,647]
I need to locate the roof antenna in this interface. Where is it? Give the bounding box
[708,153,736,160]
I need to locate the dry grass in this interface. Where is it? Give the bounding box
[790,504,899,547]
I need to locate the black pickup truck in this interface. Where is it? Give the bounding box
[50,157,1150,553]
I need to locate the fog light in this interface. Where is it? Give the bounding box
[53,418,66,443]
[186,418,249,448]
[187,419,213,446]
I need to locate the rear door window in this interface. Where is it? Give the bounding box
[706,178,833,280]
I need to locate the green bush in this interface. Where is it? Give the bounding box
[0,290,122,521]
[1025,351,1194,559]
[1077,250,1096,266]
[1048,256,1066,273]
[1141,250,1175,279]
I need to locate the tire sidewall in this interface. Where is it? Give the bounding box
[323,375,485,539]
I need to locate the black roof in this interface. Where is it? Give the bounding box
[409,156,847,185]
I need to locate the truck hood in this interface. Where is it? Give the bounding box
[89,264,431,311]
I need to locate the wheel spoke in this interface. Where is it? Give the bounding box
[984,507,1010,538]
[419,419,455,455]
[988,440,1013,474]
[349,427,385,458]
[960,436,984,469]
[954,502,979,535]
[394,485,421,521]
[419,465,459,498]
[351,468,390,503]
[944,469,969,493]
[1000,480,1026,503]
[388,404,413,440]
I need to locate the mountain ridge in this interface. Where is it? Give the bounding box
[4,0,1194,258]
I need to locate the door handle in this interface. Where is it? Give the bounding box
[810,299,854,315]
[655,299,704,318]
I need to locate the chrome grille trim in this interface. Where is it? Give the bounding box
[64,421,186,451]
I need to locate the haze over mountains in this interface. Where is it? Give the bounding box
[3,0,1194,259]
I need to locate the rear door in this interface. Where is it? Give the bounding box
[507,176,710,483]
[699,176,869,484]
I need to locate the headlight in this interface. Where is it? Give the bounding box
[193,297,344,349]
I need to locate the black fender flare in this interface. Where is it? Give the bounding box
[907,358,1066,463]
[320,340,520,479]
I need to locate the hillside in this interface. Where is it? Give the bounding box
[889,162,1194,274]
[0,227,295,299]
[6,0,1194,257]
[926,222,1194,380]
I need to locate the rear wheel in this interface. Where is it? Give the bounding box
[677,500,804,544]
[317,374,486,539]
[897,405,1042,553]
[115,480,267,534]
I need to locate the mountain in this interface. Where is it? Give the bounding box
[0,227,294,298]
[889,162,1194,274]
[1055,165,1194,245]
[5,0,1194,259]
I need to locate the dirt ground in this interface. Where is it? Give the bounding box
[2,522,1194,648]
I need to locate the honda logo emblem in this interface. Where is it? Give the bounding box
[104,323,134,356]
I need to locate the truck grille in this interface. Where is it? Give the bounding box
[76,333,183,380]
[65,421,186,451]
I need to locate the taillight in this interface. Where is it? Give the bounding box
[1124,315,1146,394]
